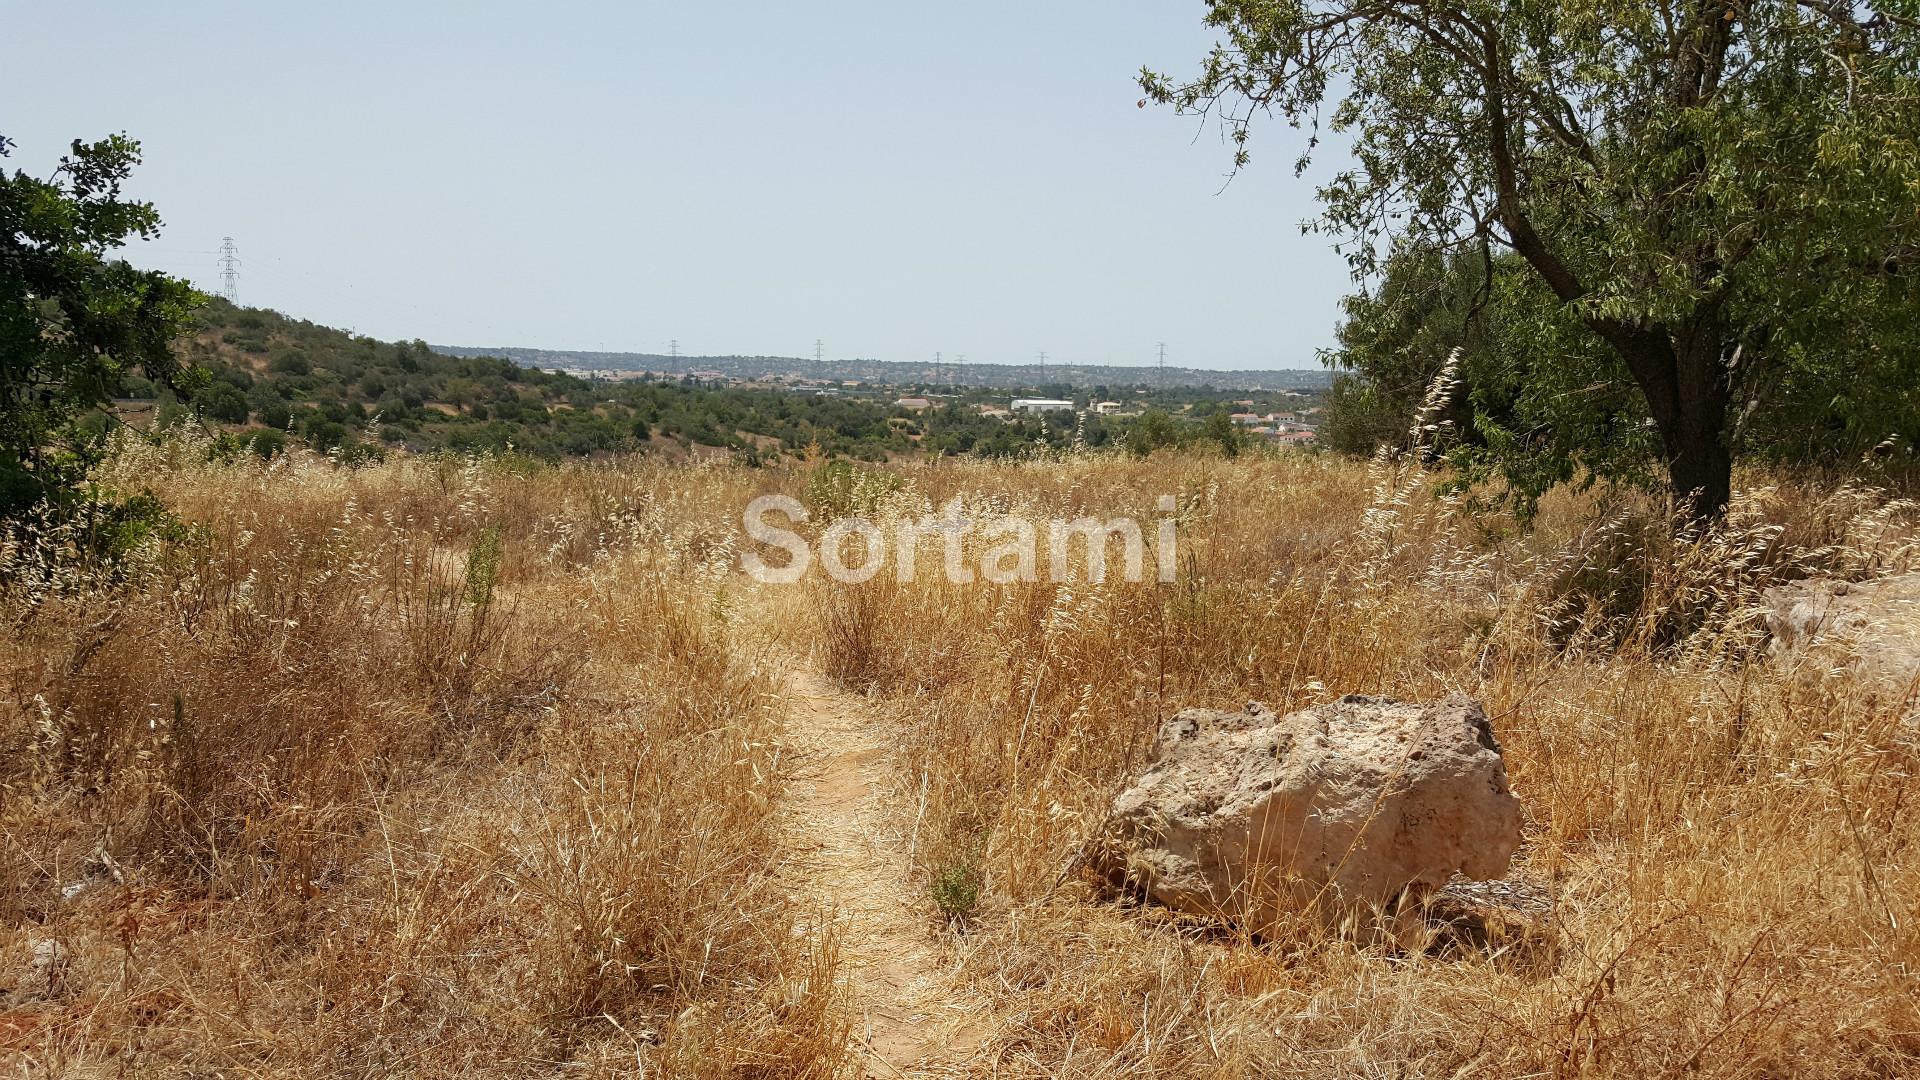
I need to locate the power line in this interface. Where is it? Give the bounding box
[217,237,241,303]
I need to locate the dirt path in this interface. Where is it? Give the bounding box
[778,665,988,1078]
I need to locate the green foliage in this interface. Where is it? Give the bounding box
[1323,248,1487,458]
[464,525,503,608]
[803,460,903,519]
[1321,374,1406,458]
[77,490,196,563]
[4,486,197,576]
[1202,409,1245,458]
[248,428,287,460]
[1125,408,1186,457]
[1328,247,1660,510]
[195,381,250,424]
[1149,0,1920,520]
[169,302,1321,467]
[256,401,293,430]
[930,859,982,921]
[0,133,204,518]
[183,301,1022,462]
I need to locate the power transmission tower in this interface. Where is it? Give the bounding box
[669,339,679,372]
[1038,350,1047,386]
[1157,342,1167,389]
[814,339,824,365]
[934,351,942,386]
[955,353,965,389]
[217,237,241,303]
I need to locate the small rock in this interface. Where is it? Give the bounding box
[28,938,69,995]
[1418,875,1556,957]
[29,939,63,967]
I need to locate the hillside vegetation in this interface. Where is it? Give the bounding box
[145,302,1180,464]
[3,439,1916,1076]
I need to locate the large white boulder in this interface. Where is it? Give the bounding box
[1089,694,1523,928]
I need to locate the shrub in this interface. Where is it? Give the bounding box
[197,383,250,424]
[249,428,287,459]
[256,401,293,430]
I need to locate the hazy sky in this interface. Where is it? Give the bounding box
[5,1,1355,369]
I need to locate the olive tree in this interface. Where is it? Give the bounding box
[1146,0,1920,520]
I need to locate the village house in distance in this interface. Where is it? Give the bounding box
[1010,397,1077,413]
[1231,403,1320,447]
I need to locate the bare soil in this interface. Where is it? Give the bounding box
[777,665,989,1077]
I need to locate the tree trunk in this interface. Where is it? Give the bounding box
[1662,394,1733,524]
[1593,321,1734,525]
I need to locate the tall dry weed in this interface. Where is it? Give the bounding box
[0,444,847,1076]
[6,433,1918,1077]
[791,448,1920,1077]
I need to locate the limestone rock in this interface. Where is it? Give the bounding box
[1763,575,1920,697]
[1090,693,1523,928]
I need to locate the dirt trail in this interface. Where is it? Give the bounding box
[778,665,988,1077]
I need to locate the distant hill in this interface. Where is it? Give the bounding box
[432,345,1334,393]
[146,299,643,460]
[131,301,1238,463]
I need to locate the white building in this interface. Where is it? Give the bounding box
[1010,398,1076,413]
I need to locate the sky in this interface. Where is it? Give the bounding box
[4,1,1356,369]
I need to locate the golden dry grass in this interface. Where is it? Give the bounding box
[804,453,1920,1077]
[2,439,845,1077]
[4,437,1918,1078]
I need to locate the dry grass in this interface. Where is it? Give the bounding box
[4,436,1918,1077]
[1,437,845,1077]
[804,452,1920,1077]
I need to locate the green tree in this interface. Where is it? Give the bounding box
[1330,245,1660,500]
[0,133,203,516]
[196,381,251,424]
[1147,0,1920,521]
[1203,408,1246,457]
[1125,408,1187,456]
[1323,247,1493,458]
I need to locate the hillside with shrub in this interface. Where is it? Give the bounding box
[147,300,612,460]
[135,301,1166,464]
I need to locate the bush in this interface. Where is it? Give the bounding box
[249,428,287,459]
[1125,408,1186,456]
[198,383,250,424]
[302,417,347,451]
[257,402,293,430]
[929,859,982,922]
[803,459,902,520]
